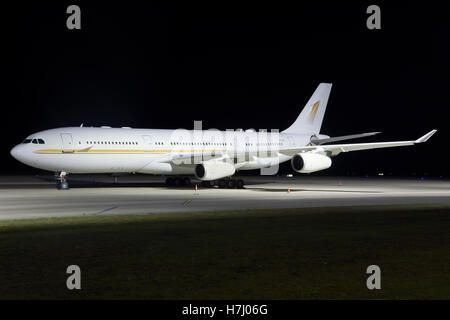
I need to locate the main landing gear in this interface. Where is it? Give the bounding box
[165,177,244,189]
[202,178,244,189]
[56,171,69,190]
[165,177,191,187]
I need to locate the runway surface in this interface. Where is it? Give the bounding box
[0,175,450,220]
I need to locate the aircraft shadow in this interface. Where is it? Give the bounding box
[244,187,382,193]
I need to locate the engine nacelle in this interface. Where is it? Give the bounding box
[291,153,332,173]
[195,161,236,181]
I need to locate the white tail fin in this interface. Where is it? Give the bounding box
[283,83,332,134]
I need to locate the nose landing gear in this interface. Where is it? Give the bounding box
[56,171,69,190]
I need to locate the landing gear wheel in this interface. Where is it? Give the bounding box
[56,180,69,190]
[174,177,183,187]
[56,171,69,190]
[227,179,236,189]
[218,179,227,188]
[183,177,191,186]
[201,181,215,188]
[236,179,244,189]
[165,177,174,187]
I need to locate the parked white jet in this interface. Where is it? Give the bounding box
[10,83,436,189]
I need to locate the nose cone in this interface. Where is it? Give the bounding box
[10,145,20,160]
[11,144,39,168]
[10,144,28,164]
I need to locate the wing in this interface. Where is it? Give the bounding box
[280,130,437,157]
[310,131,381,145]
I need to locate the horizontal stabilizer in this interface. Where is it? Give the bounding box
[311,132,382,145]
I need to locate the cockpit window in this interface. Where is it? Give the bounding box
[32,139,38,144]
[38,139,45,144]
[23,139,32,144]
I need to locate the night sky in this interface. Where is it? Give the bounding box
[2,3,449,176]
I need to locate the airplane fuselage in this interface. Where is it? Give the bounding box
[10,127,312,175]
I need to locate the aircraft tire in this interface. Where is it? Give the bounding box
[227,179,236,189]
[174,178,183,186]
[57,181,69,190]
[165,177,174,187]
[183,177,191,186]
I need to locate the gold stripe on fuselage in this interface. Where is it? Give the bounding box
[34,149,228,154]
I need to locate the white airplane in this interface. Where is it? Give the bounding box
[10,83,436,189]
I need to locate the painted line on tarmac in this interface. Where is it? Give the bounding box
[93,205,119,215]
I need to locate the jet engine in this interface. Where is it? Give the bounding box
[291,153,332,173]
[195,161,236,181]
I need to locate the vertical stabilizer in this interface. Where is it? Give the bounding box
[283,83,332,134]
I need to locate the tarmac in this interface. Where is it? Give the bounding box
[0,175,449,220]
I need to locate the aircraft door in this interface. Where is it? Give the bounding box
[233,135,240,164]
[60,133,74,153]
[244,135,250,161]
[142,135,153,147]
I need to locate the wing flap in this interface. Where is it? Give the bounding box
[311,132,381,145]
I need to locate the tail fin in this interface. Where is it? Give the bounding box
[282,83,332,134]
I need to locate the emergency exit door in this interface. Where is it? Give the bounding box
[61,133,74,153]
[142,135,153,146]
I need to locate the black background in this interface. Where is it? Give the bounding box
[2,2,449,176]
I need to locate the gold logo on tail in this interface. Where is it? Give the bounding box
[308,101,320,123]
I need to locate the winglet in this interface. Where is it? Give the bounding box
[415,129,437,143]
